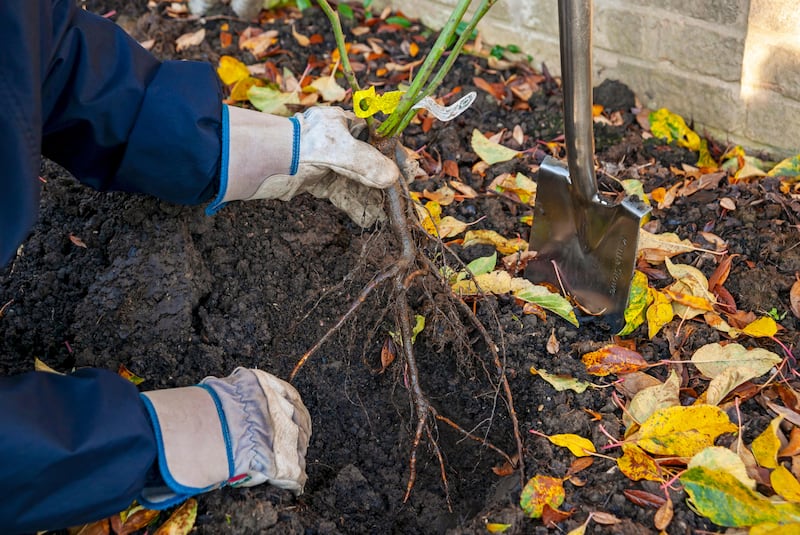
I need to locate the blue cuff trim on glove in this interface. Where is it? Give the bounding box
[198,383,235,479]
[289,115,300,176]
[138,391,216,510]
[205,104,232,215]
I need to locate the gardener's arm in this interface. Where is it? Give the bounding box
[39,1,398,225]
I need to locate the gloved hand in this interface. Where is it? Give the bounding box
[138,368,311,509]
[206,105,399,227]
[189,0,263,20]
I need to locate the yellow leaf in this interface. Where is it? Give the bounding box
[752,416,784,469]
[153,498,197,535]
[741,316,779,338]
[637,405,737,457]
[767,154,800,178]
[519,475,565,518]
[462,229,527,255]
[415,200,442,235]
[470,129,521,165]
[649,108,701,151]
[247,85,300,116]
[485,522,512,533]
[436,216,467,238]
[582,345,649,377]
[772,465,800,503]
[624,369,680,429]
[352,86,404,118]
[34,357,63,375]
[750,522,800,535]
[451,270,513,295]
[617,443,664,482]
[217,55,250,85]
[229,77,262,102]
[547,434,596,457]
[488,172,537,205]
[646,288,674,339]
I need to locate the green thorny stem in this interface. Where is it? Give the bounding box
[316,0,495,138]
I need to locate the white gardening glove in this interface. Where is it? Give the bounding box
[206,105,399,227]
[138,368,311,509]
[189,0,263,20]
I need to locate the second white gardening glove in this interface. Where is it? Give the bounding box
[138,368,311,509]
[207,105,399,227]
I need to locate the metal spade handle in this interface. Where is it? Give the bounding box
[559,0,598,203]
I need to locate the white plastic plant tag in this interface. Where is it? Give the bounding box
[412,91,476,122]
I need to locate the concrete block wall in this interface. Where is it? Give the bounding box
[372,0,799,157]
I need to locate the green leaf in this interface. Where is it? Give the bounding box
[295,0,312,10]
[530,367,592,393]
[514,284,578,326]
[455,21,478,40]
[519,475,565,518]
[490,45,505,59]
[247,85,300,116]
[411,314,425,343]
[465,253,497,277]
[362,0,373,8]
[471,129,521,165]
[649,108,701,151]
[385,15,412,27]
[767,154,800,178]
[681,466,800,527]
[507,44,521,53]
[618,270,649,336]
[337,3,354,19]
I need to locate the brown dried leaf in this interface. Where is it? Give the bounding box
[69,519,109,535]
[623,489,667,509]
[379,338,396,373]
[566,456,595,477]
[118,508,159,535]
[175,28,205,51]
[591,511,622,525]
[491,460,515,477]
[546,328,559,354]
[291,24,310,46]
[69,234,87,248]
[708,254,737,290]
[473,76,506,101]
[654,497,673,530]
[791,277,800,319]
[779,427,800,458]
[152,498,197,535]
[541,504,573,527]
[443,160,459,179]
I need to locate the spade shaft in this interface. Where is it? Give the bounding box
[525,0,649,332]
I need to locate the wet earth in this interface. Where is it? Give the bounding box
[2,2,799,534]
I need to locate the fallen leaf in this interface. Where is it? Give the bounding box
[581,345,649,377]
[772,464,800,503]
[541,504,573,527]
[654,497,673,531]
[309,74,346,102]
[752,415,784,469]
[175,28,205,51]
[153,498,197,535]
[379,337,396,373]
[519,475,566,518]
[637,229,696,263]
[118,364,144,385]
[720,197,736,211]
[471,129,520,165]
[618,270,650,336]
[34,357,63,374]
[624,369,680,429]
[488,172,537,205]
[617,443,664,482]
[636,404,737,457]
[590,511,622,525]
[462,229,527,255]
[116,507,160,535]
[546,329,559,354]
[69,519,109,535]
[780,427,800,458]
[514,283,578,326]
[247,85,300,116]
[69,234,87,248]
[740,316,779,338]
[681,466,800,527]
[691,343,781,380]
[291,24,310,46]
[530,367,592,393]
[791,279,800,319]
[217,55,250,85]
[239,29,279,58]
[485,522,512,533]
[649,108,701,151]
[545,433,596,457]
[623,489,667,508]
[688,446,756,490]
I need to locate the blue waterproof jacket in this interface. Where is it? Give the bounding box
[1,1,225,532]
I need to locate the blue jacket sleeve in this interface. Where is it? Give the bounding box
[0,0,223,265]
[41,1,223,203]
[0,369,158,534]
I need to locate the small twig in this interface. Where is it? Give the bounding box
[434,413,514,465]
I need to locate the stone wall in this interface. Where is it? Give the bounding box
[372,0,799,157]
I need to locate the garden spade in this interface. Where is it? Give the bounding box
[525,0,649,332]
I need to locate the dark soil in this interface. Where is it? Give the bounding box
[3,2,799,534]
